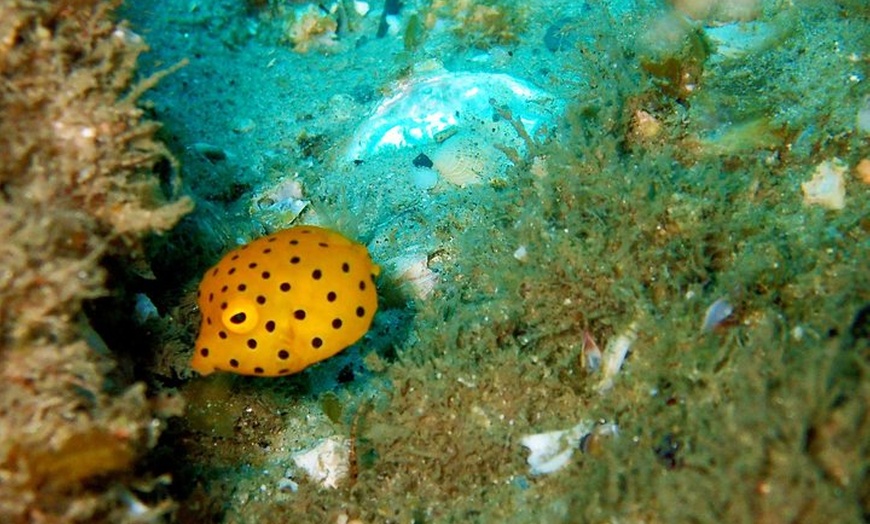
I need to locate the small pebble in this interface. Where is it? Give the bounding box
[412,152,433,168]
[232,117,256,134]
[857,96,870,133]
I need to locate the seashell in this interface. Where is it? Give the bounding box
[345,71,560,161]
[579,422,619,457]
[387,253,438,300]
[581,330,602,373]
[595,322,638,394]
[520,421,595,475]
[352,0,370,17]
[701,297,733,332]
[802,159,846,210]
[430,134,498,187]
[291,437,350,489]
[251,177,309,229]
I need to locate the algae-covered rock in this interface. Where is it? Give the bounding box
[0,1,190,521]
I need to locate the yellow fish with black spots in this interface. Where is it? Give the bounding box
[191,226,379,377]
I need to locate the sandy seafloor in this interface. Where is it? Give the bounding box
[114,0,869,522]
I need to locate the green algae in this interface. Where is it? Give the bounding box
[320,2,868,521]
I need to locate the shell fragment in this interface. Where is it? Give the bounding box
[291,437,350,489]
[345,71,560,161]
[520,421,594,475]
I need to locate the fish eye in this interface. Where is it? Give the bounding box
[221,298,259,334]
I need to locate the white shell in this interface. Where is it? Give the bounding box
[595,322,638,394]
[345,71,560,161]
[251,176,309,229]
[520,421,594,475]
[387,253,438,300]
[291,437,349,489]
[701,297,733,332]
[352,1,370,16]
[802,159,846,210]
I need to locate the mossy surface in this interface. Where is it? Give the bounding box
[0,0,191,521]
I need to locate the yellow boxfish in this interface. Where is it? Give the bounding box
[191,226,379,377]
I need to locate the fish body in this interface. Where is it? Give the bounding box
[192,226,379,377]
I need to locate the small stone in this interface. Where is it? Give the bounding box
[232,118,256,134]
[530,155,549,178]
[412,152,433,168]
[856,96,870,133]
[631,110,662,140]
[582,331,602,373]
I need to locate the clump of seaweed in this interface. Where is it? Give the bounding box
[0,0,191,521]
[427,0,528,49]
[282,3,339,53]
